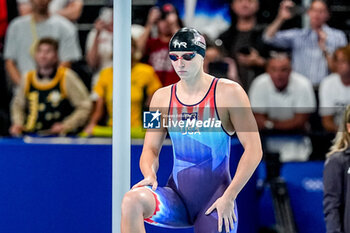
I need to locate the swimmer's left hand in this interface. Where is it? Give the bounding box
[131,176,158,191]
[205,195,237,232]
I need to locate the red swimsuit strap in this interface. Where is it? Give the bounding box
[170,78,218,109]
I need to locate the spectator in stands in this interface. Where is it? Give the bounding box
[319,45,350,133]
[137,3,182,87]
[83,37,161,138]
[203,42,240,83]
[323,105,350,233]
[85,7,113,88]
[9,38,91,136]
[0,0,18,52]
[17,0,83,21]
[0,55,11,136]
[4,0,81,86]
[218,0,268,91]
[0,0,18,135]
[263,0,347,87]
[249,52,316,161]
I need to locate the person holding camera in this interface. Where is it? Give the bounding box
[264,0,347,87]
[203,43,240,84]
[218,0,268,91]
[85,7,113,88]
[137,3,183,87]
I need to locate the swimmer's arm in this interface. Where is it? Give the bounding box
[223,82,263,200]
[139,129,166,182]
[206,81,263,232]
[138,88,169,188]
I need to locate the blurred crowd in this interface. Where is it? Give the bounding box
[0,0,350,160]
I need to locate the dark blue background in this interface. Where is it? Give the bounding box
[0,141,112,233]
[0,138,325,233]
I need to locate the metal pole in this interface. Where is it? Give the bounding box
[113,0,131,232]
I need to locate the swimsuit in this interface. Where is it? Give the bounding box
[144,78,238,233]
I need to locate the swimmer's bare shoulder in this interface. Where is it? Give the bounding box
[216,78,248,108]
[143,85,172,150]
[215,78,257,134]
[149,85,173,113]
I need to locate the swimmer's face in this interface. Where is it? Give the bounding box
[169,51,203,79]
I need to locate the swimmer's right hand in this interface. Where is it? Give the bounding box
[132,176,158,191]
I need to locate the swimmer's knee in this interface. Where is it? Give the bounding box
[121,189,144,212]
[121,187,156,218]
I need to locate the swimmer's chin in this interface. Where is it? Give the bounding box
[177,71,188,76]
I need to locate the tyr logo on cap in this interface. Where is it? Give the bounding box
[174,41,187,49]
